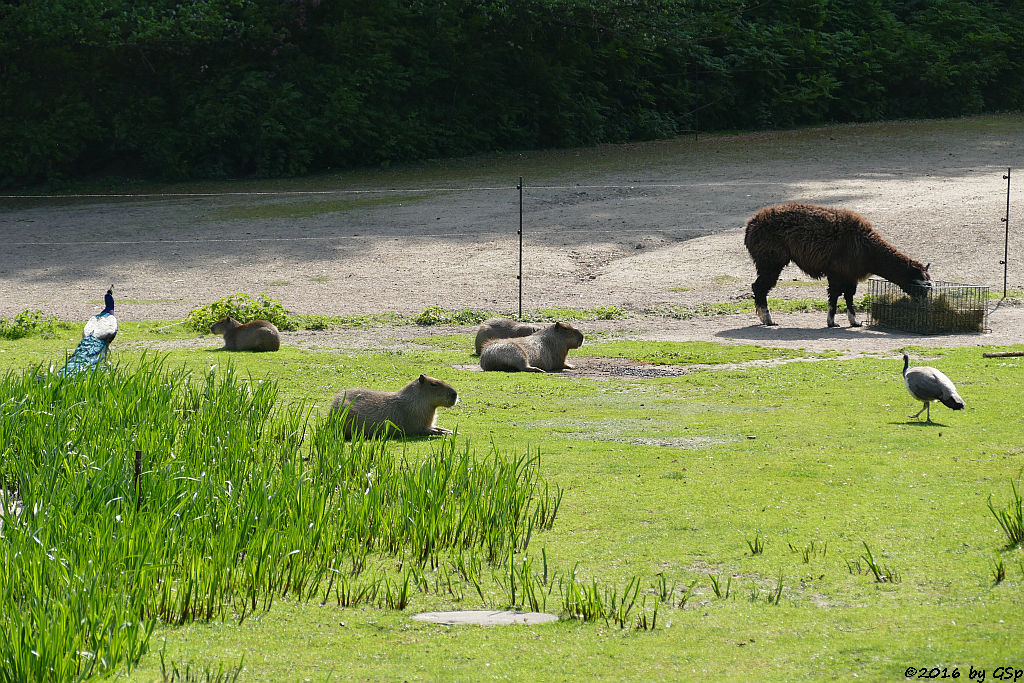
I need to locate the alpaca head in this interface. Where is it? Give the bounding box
[907,262,932,298]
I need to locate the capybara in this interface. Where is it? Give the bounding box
[210,316,281,352]
[479,322,584,372]
[474,318,547,355]
[330,374,459,438]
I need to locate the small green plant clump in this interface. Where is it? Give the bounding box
[789,540,827,563]
[710,573,732,598]
[766,573,784,605]
[414,306,493,326]
[650,296,866,320]
[0,309,62,339]
[857,542,901,584]
[158,644,244,683]
[294,312,407,330]
[529,305,627,321]
[560,571,649,629]
[746,534,765,555]
[186,293,299,332]
[992,555,1006,585]
[413,305,627,327]
[988,481,1024,548]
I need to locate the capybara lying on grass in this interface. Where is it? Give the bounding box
[479,322,584,372]
[330,374,459,438]
[210,317,281,351]
[474,318,547,355]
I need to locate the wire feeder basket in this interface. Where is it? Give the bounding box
[868,279,989,334]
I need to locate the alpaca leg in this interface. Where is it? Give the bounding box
[844,287,861,327]
[752,265,783,326]
[826,282,842,328]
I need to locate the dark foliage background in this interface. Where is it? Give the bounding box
[1,0,1022,186]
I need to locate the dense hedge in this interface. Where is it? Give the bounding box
[1,0,1022,186]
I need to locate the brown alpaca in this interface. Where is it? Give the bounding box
[330,374,459,439]
[744,203,931,327]
[210,316,281,351]
[479,322,584,372]
[474,318,547,355]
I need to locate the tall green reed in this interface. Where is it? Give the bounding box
[0,357,562,681]
[988,481,1024,548]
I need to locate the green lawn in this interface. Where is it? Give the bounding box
[2,324,1023,682]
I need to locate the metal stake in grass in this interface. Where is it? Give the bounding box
[517,176,524,318]
[1001,167,1011,298]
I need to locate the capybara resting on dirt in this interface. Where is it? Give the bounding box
[330,374,459,438]
[474,318,548,355]
[479,322,584,372]
[210,316,281,351]
[743,202,931,327]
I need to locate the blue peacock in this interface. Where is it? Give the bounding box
[60,287,118,377]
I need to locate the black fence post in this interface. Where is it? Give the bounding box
[517,176,524,319]
[693,63,700,141]
[134,449,143,512]
[1001,168,1011,298]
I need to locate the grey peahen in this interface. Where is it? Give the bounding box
[60,287,118,377]
[902,353,965,422]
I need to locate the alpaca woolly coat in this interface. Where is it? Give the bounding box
[743,203,927,288]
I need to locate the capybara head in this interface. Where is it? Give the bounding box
[554,322,585,349]
[210,316,239,335]
[418,374,459,407]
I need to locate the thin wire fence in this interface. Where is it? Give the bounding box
[1,181,732,247]
[0,173,1017,322]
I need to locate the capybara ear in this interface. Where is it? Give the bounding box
[418,374,426,383]
[555,321,568,328]
[924,263,930,272]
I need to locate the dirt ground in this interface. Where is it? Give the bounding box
[2,115,1022,355]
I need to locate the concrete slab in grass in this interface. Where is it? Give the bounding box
[411,610,559,626]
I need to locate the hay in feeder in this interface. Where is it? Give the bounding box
[868,279,987,334]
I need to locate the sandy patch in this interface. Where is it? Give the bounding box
[3,115,1022,356]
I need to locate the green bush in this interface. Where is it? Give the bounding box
[414,306,492,327]
[528,306,628,322]
[297,314,334,331]
[0,310,60,340]
[186,293,299,333]
[414,305,628,327]
[4,1,1023,185]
